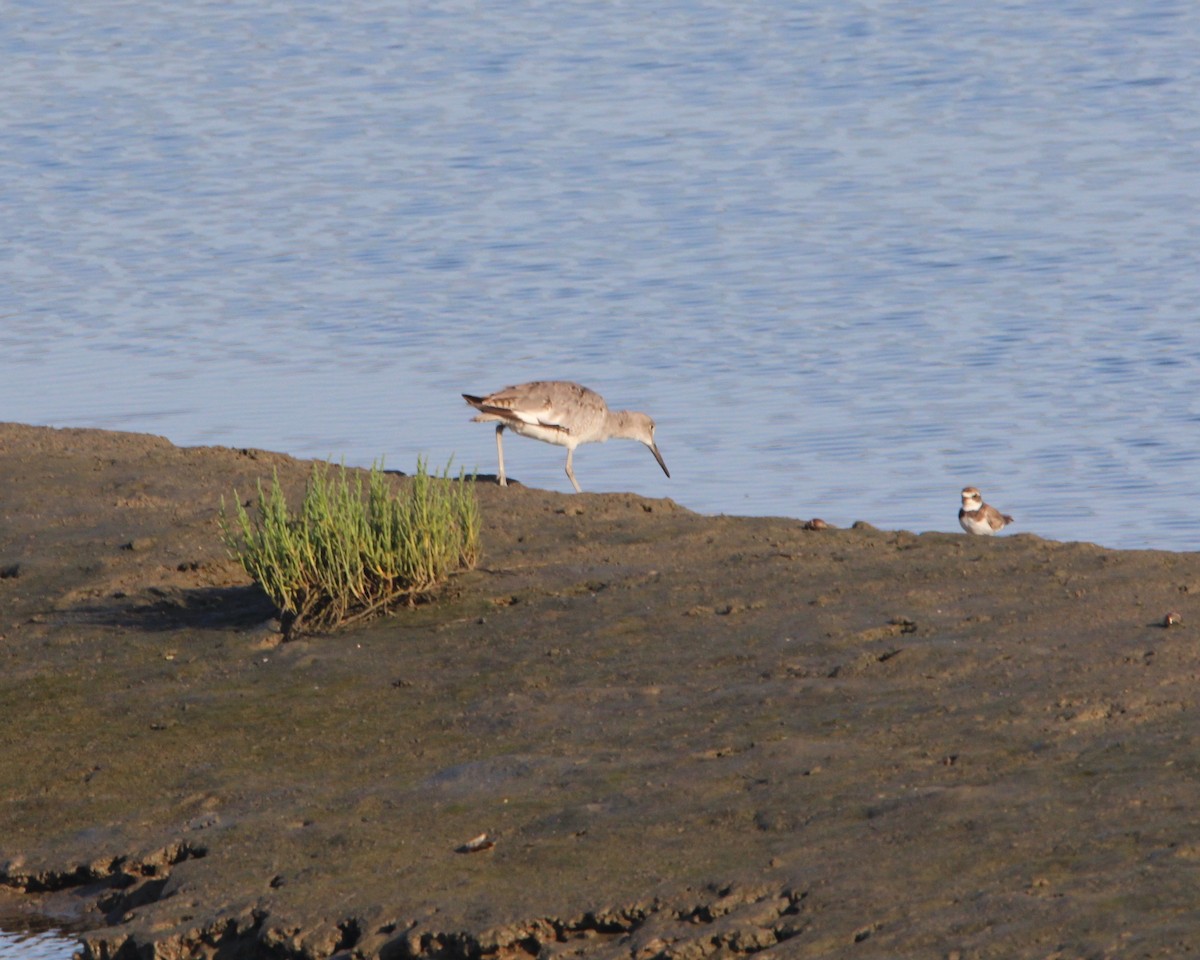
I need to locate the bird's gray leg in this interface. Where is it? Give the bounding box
[564,446,582,493]
[495,425,507,487]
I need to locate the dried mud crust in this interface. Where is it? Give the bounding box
[2,422,1200,959]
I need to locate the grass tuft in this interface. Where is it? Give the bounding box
[220,459,480,636]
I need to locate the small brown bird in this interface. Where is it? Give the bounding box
[958,486,1014,535]
[463,381,669,493]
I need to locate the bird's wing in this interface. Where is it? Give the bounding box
[474,388,572,433]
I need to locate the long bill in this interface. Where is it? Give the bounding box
[648,442,670,478]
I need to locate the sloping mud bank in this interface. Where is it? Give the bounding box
[2,423,1197,958]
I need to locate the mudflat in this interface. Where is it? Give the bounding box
[1,422,1197,959]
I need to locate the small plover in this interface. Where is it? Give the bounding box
[958,486,1014,536]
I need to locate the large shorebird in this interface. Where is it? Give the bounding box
[958,486,1014,535]
[463,381,669,493]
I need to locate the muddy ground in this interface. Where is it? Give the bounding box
[1,421,1198,959]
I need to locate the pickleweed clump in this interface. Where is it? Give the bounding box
[220,458,479,637]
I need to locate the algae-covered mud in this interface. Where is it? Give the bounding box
[1,422,1198,959]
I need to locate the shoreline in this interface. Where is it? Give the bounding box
[2,421,1198,959]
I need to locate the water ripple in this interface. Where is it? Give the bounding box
[2,0,1200,550]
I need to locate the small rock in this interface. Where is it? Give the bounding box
[1163,611,1182,628]
[121,537,156,552]
[853,925,875,942]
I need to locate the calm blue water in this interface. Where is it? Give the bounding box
[4,0,1200,556]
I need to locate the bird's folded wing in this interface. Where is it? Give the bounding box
[498,395,570,430]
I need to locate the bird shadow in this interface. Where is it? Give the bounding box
[381,467,495,484]
[466,473,517,487]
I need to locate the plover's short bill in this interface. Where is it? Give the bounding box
[958,486,1014,536]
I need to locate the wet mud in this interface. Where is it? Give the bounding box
[1,422,1198,958]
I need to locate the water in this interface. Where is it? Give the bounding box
[0,927,77,960]
[3,0,1200,550]
[0,898,80,960]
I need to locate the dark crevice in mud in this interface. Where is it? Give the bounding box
[73,884,808,960]
[3,859,123,896]
[335,918,363,953]
[3,841,207,896]
[86,911,270,960]
[97,877,172,926]
[383,885,808,960]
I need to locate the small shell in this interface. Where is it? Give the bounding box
[803,518,829,531]
[457,833,495,854]
[1163,611,1182,628]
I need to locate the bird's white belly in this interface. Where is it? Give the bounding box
[509,421,574,447]
[959,513,995,535]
